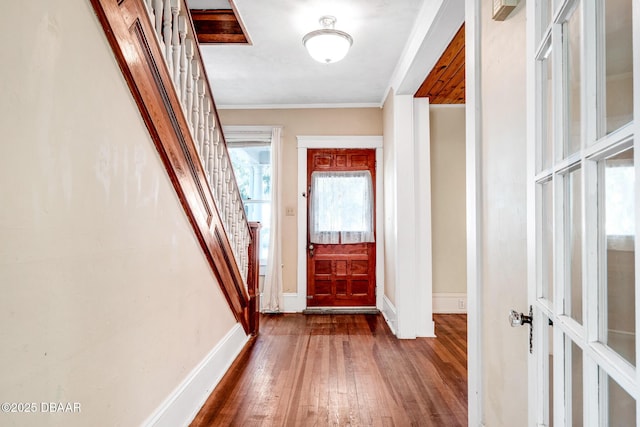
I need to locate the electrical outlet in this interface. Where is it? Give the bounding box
[458,299,465,310]
[285,207,295,216]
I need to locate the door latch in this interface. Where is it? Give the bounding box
[308,243,314,258]
[509,305,533,353]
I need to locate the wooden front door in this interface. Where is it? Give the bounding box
[306,149,376,307]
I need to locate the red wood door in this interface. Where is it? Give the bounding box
[307,149,376,307]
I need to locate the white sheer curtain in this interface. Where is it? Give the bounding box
[309,170,374,244]
[261,127,283,312]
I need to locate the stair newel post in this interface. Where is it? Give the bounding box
[190,63,201,153]
[177,17,187,103]
[246,222,261,335]
[246,227,251,278]
[170,0,181,87]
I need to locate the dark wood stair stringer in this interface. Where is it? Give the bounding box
[90,0,258,335]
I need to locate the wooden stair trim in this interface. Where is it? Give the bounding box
[90,0,256,334]
[191,9,251,44]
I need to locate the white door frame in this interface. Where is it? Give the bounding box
[465,0,482,425]
[289,136,384,312]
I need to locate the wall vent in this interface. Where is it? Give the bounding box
[492,0,519,21]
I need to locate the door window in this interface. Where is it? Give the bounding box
[599,146,635,365]
[309,171,374,244]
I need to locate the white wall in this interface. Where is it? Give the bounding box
[0,1,239,425]
[430,105,467,295]
[479,0,529,425]
[382,92,398,308]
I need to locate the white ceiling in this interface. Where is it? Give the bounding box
[190,0,426,108]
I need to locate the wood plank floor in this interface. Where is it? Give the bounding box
[191,314,467,426]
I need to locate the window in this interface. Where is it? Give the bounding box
[227,143,271,267]
[309,170,374,244]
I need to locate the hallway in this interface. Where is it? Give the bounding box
[191,314,467,426]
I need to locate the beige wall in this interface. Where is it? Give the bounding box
[480,0,529,425]
[218,108,383,293]
[430,105,467,294]
[0,1,237,425]
[382,92,397,305]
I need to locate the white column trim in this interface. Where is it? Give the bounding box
[466,0,483,424]
[414,98,436,337]
[289,136,384,313]
[392,94,435,339]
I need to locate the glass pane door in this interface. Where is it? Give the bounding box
[529,0,638,425]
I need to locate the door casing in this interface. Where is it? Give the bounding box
[292,136,384,312]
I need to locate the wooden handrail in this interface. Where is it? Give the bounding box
[90,0,256,334]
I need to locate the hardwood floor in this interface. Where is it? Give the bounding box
[191,314,467,426]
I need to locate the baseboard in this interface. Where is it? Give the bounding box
[381,295,398,335]
[303,307,378,314]
[433,292,467,314]
[143,323,249,427]
[283,292,303,312]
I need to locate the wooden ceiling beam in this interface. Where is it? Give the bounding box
[415,23,465,104]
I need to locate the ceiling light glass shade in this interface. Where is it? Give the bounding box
[303,16,353,64]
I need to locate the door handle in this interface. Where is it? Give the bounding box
[509,306,533,353]
[509,308,532,327]
[308,244,314,258]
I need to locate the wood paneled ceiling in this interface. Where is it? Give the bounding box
[191,7,251,44]
[415,24,465,104]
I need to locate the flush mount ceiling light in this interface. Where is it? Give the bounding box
[302,16,353,64]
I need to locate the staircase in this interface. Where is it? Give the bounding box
[90,0,259,335]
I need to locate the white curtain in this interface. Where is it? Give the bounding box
[261,128,283,312]
[309,170,375,244]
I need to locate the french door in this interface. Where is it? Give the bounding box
[529,0,639,425]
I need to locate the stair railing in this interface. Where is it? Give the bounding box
[142,0,250,282]
[90,0,258,334]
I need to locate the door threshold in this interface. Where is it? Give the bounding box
[303,307,379,315]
